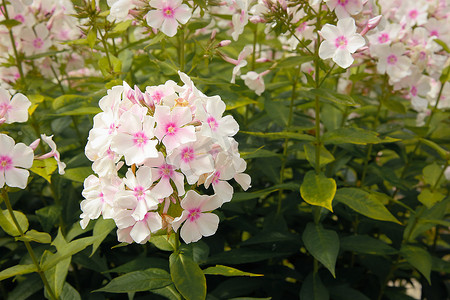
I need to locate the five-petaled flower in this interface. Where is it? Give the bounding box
[146,0,192,37]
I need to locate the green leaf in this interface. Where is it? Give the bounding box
[151,284,182,300]
[53,94,90,110]
[29,158,58,183]
[17,229,52,244]
[63,167,93,183]
[419,138,449,160]
[203,265,263,277]
[91,217,116,256]
[0,264,37,281]
[0,210,29,237]
[308,88,357,106]
[87,28,97,49]
[299,272,329,300]
[335,188,401,224]
[226,97,258,110]
[35,205,62,232]
[264,97,289,126]
[277,55,314,68]
[241,131,315,141]
[207,248,295,264]
[329,285,370,300]
[0,19,22,29]
[232,183,300,202]
[300,171,336,212]
[104,257,169,274]
[400,245,432,284]
[8,274,42,300]
[433,38,450,53]
[302,223,339,277]
[303,143,335,168]
[112,20,132,34]
[95,268,172,293]
[60,282,82,300]
[323,127,399,145]
[170,252,206,300]
[340,235,397,255]
[44,255,71,299]
[149,235,176,251]
[417,188,446,209]
[422,163,443,187]
[55,106,102,116]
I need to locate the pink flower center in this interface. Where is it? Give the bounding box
[165,122,178,136]
[0,156,12,171]
[387,54,397,65]
[338,0,349,5]
[99,192,105,203]
[430,30,439,37]
[408,9,418,19]
[108,123,116,135]
[410,86,418,96]
[163,7,174,18]
[152,91,163,103]
[33,38,44,49]
[212,171,221,185]
[134,186,145,200]
[132,132,148,147]
[181,147,194,163]
[159,163,174,179]
[0,103,11,118]
[296,22,307,33]
[378,33,389,44]
[188,208,201,222]
[419,51,426,60]
[334,36,348,49]
[207,117,218,131]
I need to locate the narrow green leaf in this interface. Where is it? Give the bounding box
[0,264,37,281]
[433,38,450,53]
[335,188,401,224]
[308,88,357,106]
[95,268,172,293]
[400,245,432,284]
[240,131,315,141]
[170,252,206,300]
[232,183,300,202]
[8,274,42,300]
[323,127,399,145]
[300,171,336,212]
[422,163,443,187]
[112,20,132,34]
[340,235,397,255]
[149,235,176,252]
[203,265,263,277]
[0,19,22,29]
[52,95,90,110]
[60,282,81,300]
[226,97,258,110]
[419,138,449,160]
[91,217,116,256]
[299,272,329,300]
[304,143,335,168]
[87,28,97,49]
[151,284,182,300]
[44,255,71,299]
[18,230,51,244]
[0,210,29,237]
[55,106,102,116]
[264,97,289,126]
[302,223,339,278]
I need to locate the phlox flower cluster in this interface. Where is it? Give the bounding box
[0,87,65,189]
[81,72,250,244]
[0,0,85,87]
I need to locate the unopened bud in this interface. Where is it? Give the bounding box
[249,16,265,23]
[368,15,382,30]
[218,40,231,47]
[29,138,40,151]
[210,29,217,40]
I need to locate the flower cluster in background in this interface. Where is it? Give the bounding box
[81,72,250,244]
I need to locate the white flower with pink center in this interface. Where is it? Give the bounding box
[241,71,268,96]
[145,80,178,107]
[0,134,34,189]
[154,105,196,154]
[196,96,239,150]
[318,18,366,69]
[204,152,237,203]
[19,23,52,56]
[172,190,222,244]
[0,87,31,124]
[115,210,163,244]
[375,43,412,83]
[144,153,185,199]
[167,133,214,184]
[396,0,428,28]
[114,166,159,222]
[80,174,122,229]
[324,0,363,19]
[111,109,158,165]
[146,0,192,37]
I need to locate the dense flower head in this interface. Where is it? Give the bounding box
[81,72,250,244]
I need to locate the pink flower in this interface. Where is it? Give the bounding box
[241,70,269,95]
[172,190,222,244]
[37,134,66,175]
[0,134,34,189]
[154,105,196,154]
[0,88,31,124]
[19,23,52,56]
[146,0,192,37]
[324,0,363,19]
[375,43,412,83]
[318,18,366,69]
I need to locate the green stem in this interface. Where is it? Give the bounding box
[179,27,185,72]
[251,26,257,71]
[98,28,113,72]
[313,5,322,174]
[1,189,58,300]
[431,160,449,191]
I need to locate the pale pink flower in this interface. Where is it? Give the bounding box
[146,0,192,37]
[222,46,253,84]
[111,109,159,165]
[318,18,366,69]
[154,105,196,154]
[375,43,412,83]
[107,0,135,22]
[144,152,185,199]
[204,152,236,203]
[145,80,178,107]
[114,210,162,244]
[0,134,34,189]
[38,134,66,175]
[0,87,31,124]
[395,0,428,28]
[241,70,268,96]
[231,0,250,41]
[324,0,363,19]
[19,23,52,56]
[172,190,222,244]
